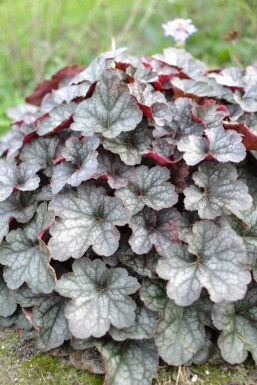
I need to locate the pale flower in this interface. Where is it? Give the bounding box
[162,18,197,43]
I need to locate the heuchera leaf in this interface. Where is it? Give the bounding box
[156,220,251,306]
[51,136,99,193]
[109,305,157,341]
[25,65,85,105]
[210,67,245,89]
[191,100,228,129]
[55,258,140,339]
[48,183,130,259]
[16,286,70,350]
[212,286,257,364]
[0,203,56,293]
[70,48,127,85]
[0,191,38,243]
[37,102,77,136]
[94,150,135,189]
[178,126,246,165]
[114,237,159,278]
[223,120,257,151]
[102,121,151,165]
[140,279,206,365]
[184,162,252,219]
[234,66,257,112]
[129,206,180,254]
[115,165,178,215]
[0,269,16,317]
[0,161,40,202]
[71,70,142,138]
[20,136,58,176]
[96,339,158,385]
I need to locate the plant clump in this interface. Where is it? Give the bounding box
[1,47,257,385]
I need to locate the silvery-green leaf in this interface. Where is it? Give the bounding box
[178,126,246,165]
[51,136,99,193]
[56,258,140,339]
[0,314,16,327]
[191,100,228,129]
[71,48,127,84]
[115,165,177,215]
[0,269,16,317]
[20,137,58,176]
[115,237,159,278]
[184,162,252,219]
[94,150,135,189]
[178,211,200,243]
[96,339,158,385]
[0,191,38,243]
[109,305,157,341]
[16,286,70,350]
[14,311,33,331]
[37,102,77,135]
[140,278,206,365]
[129,206,180,254]
[71,70,142,138]
[102,121,151,165]
[156,220,251,306]
[48,183,130,259]
[154,48,207,79]
[223,207,257,266]
[212,286,257,364]
[0,203,56,293]
[0,161,40,202]
[41,83,90,112]
[211,67,245,88]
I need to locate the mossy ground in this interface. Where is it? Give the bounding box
[1,328,256,385]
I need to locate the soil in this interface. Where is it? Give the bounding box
[1,327,257,385]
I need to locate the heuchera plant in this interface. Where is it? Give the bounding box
[1,47,257,385]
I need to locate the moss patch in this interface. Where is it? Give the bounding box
[1,328,257,385]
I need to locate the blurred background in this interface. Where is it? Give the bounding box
[0,0,257,132]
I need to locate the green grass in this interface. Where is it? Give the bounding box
[0,0,257,131]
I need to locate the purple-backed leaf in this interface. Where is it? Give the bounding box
[184,162,252,219]
[0,203,56,293]
[25,65,85,106]
[41,82,91,113]
[0,191,38,243]
[142,56,179,82]
[178,126,246,165]
[129,206,180,254]
[191,100,228,129]
[144,137,182,165]
[56,258,140,339]
[20,137,58,176]
[0,269,17,317]
[71,48,127,84]
[153,98,204,142]
[94,150,135,189]
[48,183,130,259]
[0,161,40,202]
[37,102,77,136]
[51,136,99,193]
[109,305,157,341]
[140,279,206,365]
[6,103,40,124]
[16,286,70,351]
[128,82,167,123]
[96,339,158,385]
[210,67,245,89]
[154,48,207,79]
[212,286,257,364]
[172,77,234,101]
[156,221,250,306]
[115,165,177,215]
[71,70,142,138]
[126,62,158,83]
[102,121,151,165]
[223,120,257,151]
[114,236,159,277]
